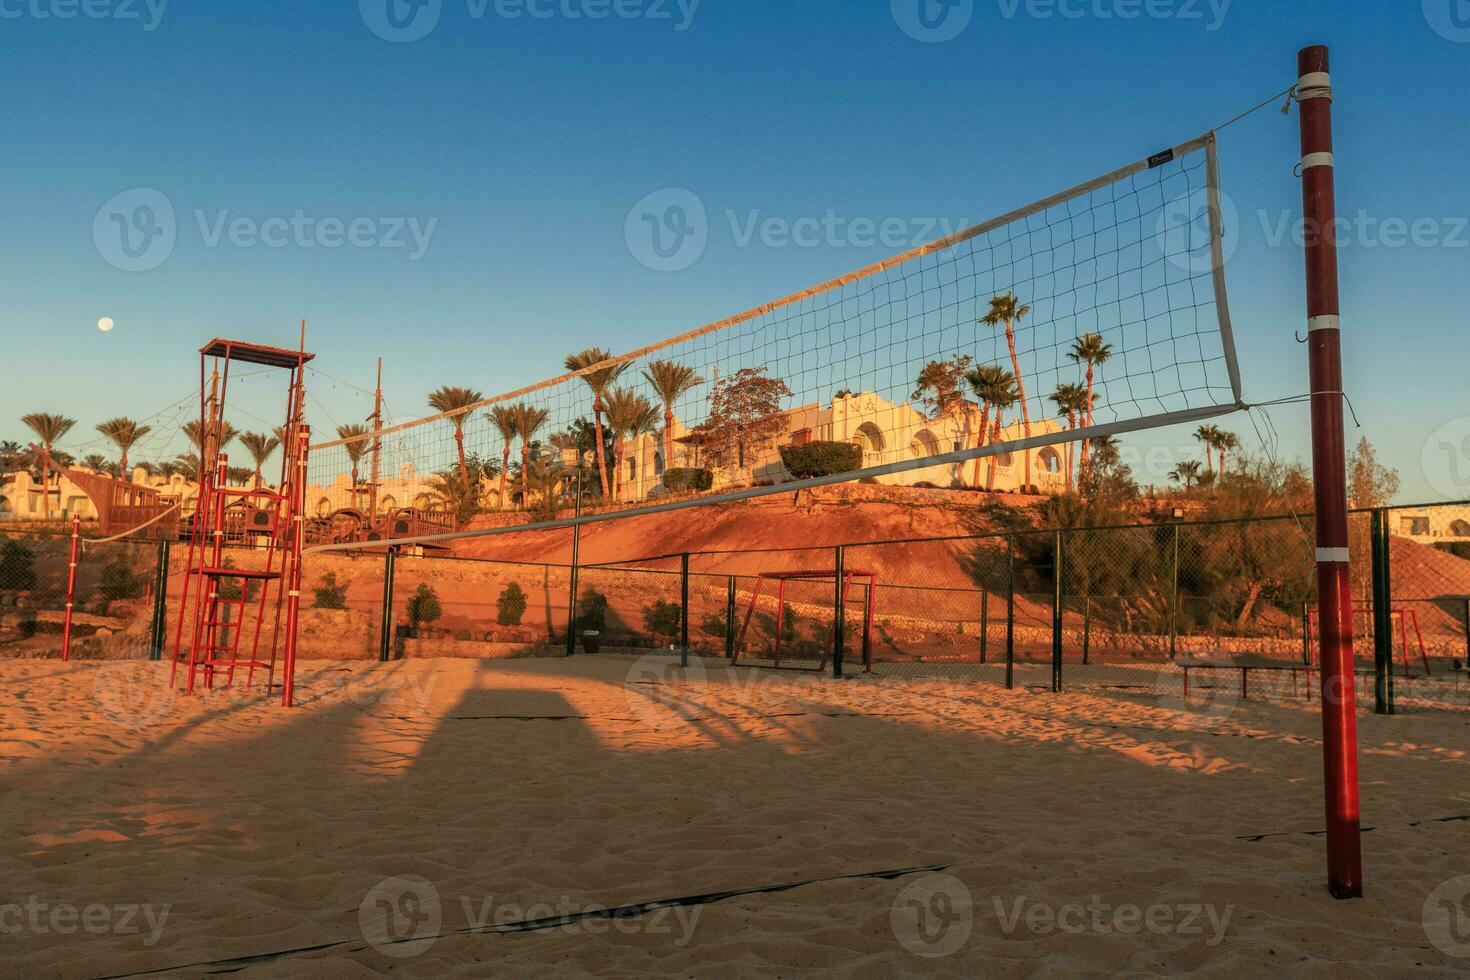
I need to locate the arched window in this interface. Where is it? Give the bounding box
[316,497,332,518]
[1451,519,1470,538]
[654,451,665,477]
[0,495,11,515]
[413,493,431,510]
[628,457,637,481]
[852,422,885,461]
[1037,447,1062,474]
[379,495,398,511]
[910,429,940,458]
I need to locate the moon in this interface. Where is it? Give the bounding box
[98,316,114,332]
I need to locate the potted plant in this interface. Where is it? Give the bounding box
[576,589,608,654]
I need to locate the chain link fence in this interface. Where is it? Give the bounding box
[7,501,1468,712]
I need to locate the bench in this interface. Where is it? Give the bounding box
[1179,656,1315,701]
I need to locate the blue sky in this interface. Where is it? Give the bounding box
[1,1,1467,502]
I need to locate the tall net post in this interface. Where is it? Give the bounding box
[1296,44,1362,899]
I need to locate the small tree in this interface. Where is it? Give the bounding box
[0,541,38,591]
[1348,437,1400,509]
[406,583,442,637]
[700,368,793,471]
[642,599,681,639]
[313,571,348,610]
[496,581,528,627]
[575,589,608,632]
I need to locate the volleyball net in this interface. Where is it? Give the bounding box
[306,131,1244,553]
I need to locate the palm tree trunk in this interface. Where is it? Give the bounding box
[986,414,1003,492]
[120,449,130,480]
[592,402,610,497]
[1005,324,1033,491]
[41,455,51,520]
[454,423,469,484]
[971,406,991,489]
[520,445,530,508]
[500,446,510,509]
[1080,365,1095,485]
[1065,412,1076,493]
[664,407,675,478]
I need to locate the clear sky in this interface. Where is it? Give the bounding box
[1,1,1466,503]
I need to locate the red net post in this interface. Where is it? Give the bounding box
[1297,44,1363,899]
[61,515,80,661]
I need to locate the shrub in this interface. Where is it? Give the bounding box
[313,571,348,610]
[575,589,608,632]
[98,556,143,602]
[0,541,38,591]
[779,441,861,479]
[1433,541,1470,561]
[642,599,681,638]
[496,581,528,626]
[700,610,729,639]
[406,583,442,637]
[663,467,713,492]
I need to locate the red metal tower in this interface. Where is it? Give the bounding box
[169,337,314,707]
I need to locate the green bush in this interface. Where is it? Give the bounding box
[98,556,143,602]
[406,583,442,636]
[663,468,713,492]
[700,610,729,639]
[0,541,38,591]
[313,571,348,610]
[779,441,862,479]
[642,599,681,638]
[496,581,528,626]
[575,589,608,632]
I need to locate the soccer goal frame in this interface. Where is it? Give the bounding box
[730,569,876,674]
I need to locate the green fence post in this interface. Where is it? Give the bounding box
[979,591,988,664]
[1005,535,1015,690]
[1169,523,1181,660]
[1082,595,1091,666]
[1371,509,1394,715]
[832,545,846,679]
[1051,529,1064,693]
[377,547,397,663]
[566,523,581,657]
[148,540,170,661]
[725,575,737,659]
[680,553,690,668]
[1302,602,1312,666]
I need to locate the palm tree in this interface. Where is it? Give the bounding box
[963,364,1011,489]
[1169,460,1205,488]
[238,431,282,487]
[564,347,629,498]
[82,453,111,474]
[601,388,658,499]
[95,417,152,479]
[1195,424,1222,476]
[1068,332,1112,484]
[965,368,1017,492]
[511,404,550,508]
[980,294,1033,491]
[1216,430,1239,476]
[1049,383,1089,492]
[21,413,75,519]
[641,359,704,476]
[427,385,484,485]
[336,424,374,498]
[489,405,519,510]
[182,419,238,472]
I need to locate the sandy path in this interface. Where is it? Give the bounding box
[1,656,1467,978]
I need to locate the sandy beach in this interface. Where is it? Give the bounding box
[1,654,1467,978]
